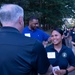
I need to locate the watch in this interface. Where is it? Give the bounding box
[65,69,68,75]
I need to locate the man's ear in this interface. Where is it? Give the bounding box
[18,16,23,25]
[29,20,32,25]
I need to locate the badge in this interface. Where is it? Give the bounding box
[47,52,55,59]
[62,52,67,58]
[24,33,31,37]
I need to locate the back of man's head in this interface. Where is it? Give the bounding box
[0,4,24,24]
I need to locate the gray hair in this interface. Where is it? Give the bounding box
[0,4,24,23]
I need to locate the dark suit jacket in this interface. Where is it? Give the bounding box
[0,27,50,75]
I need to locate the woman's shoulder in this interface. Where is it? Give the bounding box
[62,45,73,54]
[46,44,54,51]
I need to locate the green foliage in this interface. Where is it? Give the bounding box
[0,0,75,29]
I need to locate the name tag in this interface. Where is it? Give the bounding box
[47,52,55,58]
[24,33,31,37]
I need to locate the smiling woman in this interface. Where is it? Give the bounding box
[46,28,75,75]
[51,29,63,48]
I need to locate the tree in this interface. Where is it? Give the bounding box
[0,0,75,29]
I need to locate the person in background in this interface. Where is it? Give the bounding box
[63,27,70,47]
[0,4,52,75]
[22,16,51,47]
[46,28,75,75]
[70,26,75,55]
[69,27,73,39]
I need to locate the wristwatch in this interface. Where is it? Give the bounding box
[65,69,68,75]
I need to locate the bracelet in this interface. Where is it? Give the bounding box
[65,69,68,75]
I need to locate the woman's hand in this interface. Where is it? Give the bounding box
[55,69,66,75]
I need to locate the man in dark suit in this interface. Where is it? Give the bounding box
[0,4,52,75]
